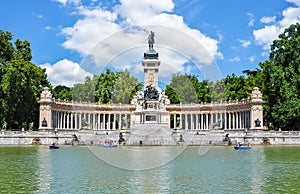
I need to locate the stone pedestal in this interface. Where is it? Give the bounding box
[134,101,168,125]
[143,48,160,89]
[39,87,53,130]
[250,87,264,129]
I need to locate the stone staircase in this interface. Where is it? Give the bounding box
[125,123,178,145]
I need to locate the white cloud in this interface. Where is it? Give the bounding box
[237,39,251,48]
[44,26,51,30]
[228,57,240,62]
[253,25,281,50]
[260,16,276,24]
[59,0,222,82]
[55,0,81,6]
[116,0,175,21]
[253,0,300,50]
[249,56,255,62]
[286,0,300,6]
[247,13,255,27]
[280,6,300,28]
[40,59,92,87]
[62,7,120,54]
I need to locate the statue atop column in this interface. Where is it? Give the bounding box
[144,31,158,59]
[148,31,155,50]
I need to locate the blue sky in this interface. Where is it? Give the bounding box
[1,0,299,87]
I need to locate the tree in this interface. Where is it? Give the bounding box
[95,69,118,103]
[112,70,142,104]
[72,69,142,104]
[197,80,211,103]
[208,79,226,102]
[165,74,199,104]
[243,68,264,97]
[259,23,300,130]
[165,85,180,104]
[1,38,49,129]
[73,76,96,102]
[224,74,248,101]
[53,85,73,101]
[0,31,15,128]
[0,31,14,66]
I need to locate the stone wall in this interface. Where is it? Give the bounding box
[1,130,300,145]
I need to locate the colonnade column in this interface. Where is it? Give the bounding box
[196,114,199,130]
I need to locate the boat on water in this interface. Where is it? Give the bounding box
[234,143,251,150]
[98,140,118,148]
[49,143,59,149]
[98,143,118,148]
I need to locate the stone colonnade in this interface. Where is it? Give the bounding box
[168,107,251,130]
[39,87,263,131]
[51,111,131,130]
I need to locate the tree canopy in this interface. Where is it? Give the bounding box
[0,30,50,130]
[165,73,259,104]
[112,70,142,104]
[259,23,300,130]
[71,69,142,104]
[53,85,73,101]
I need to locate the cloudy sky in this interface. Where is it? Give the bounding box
[1,0,300,87]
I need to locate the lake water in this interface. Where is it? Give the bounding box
[0,145,299,193]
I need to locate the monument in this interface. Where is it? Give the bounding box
[127,31,176,145]
[37,30,264,146]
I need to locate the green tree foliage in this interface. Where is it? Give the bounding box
[197,79,211,103]
[224,74,248,100]
[71,69,142,104]
[112,70,142,104]
[165,74,198,104]
[53,85,73,101]
[95,69,118,103]
[73,76,96,102]
[243,68,264,97]
[208,79,226,102]
[0,31,50,129]
[165,85,180,104]
[0,31,14,127]
[0,31,14,65]
[165,73,263,104]
[259,23,300,130]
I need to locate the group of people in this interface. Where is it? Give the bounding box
[236,142,251,147]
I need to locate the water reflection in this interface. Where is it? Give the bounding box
[1,146,300,193]
[247,147,265,193]
[127,152,172,193]
[261,146,300,193]
[36,146,53,192]
[88,146,186,170]
[0,146,39,193]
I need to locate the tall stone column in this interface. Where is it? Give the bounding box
[66,113,70,129]
[79,113,82,130]
[200,114,203,130]
[39,87,53,130]
[73,113,76,129]
[59,112,64,129]
[119,114,122,130]
[205,114,207,129]
[250,87,264,129]
[224,113,227,129]
[196,114,199,130]
[70,113,73,129]
[228,112,232,129]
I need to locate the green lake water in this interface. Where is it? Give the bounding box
[0,145,299,193]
